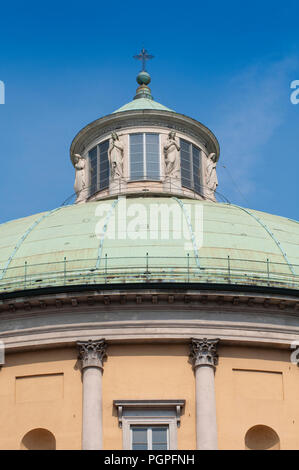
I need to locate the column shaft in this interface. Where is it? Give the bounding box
[82,366,103,450]
[77,339,107,450]
[195,364,218,450]
[190,338,219,450]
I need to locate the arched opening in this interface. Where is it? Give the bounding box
[245,425,280,450]
[20,428,56,450]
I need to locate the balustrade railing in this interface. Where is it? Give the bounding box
[0,255,298,294]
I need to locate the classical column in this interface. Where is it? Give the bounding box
[190,338,219,450]
[77,339,107,450]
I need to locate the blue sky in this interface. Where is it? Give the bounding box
[0,0,298,224]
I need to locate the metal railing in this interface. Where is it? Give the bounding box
[0,255,298,294]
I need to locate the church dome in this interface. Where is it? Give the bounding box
[1,50,299,452]
[0,198,298,293]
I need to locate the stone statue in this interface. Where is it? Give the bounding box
[108,132,124,180]
[73,154,87,203]
[205,152,218,200]
[163,131,181,180]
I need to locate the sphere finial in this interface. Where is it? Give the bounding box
[137,71,151,86]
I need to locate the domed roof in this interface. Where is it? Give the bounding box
[0,198,298,293]
[113,97,173,113]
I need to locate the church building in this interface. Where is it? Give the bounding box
[0,50,298,450]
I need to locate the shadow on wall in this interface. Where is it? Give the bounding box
[245,425,280,450]
[20,428,56,450]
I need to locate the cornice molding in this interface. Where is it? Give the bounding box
[70,110,220,162]
[1,312,299,353]
[1,288,299,353]
[0,289,298,317]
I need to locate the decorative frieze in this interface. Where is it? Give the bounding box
[87,296,94,305]
[0,290,298,315]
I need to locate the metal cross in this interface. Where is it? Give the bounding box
[133,48,154,72]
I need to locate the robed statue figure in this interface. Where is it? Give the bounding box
[73,154,87,203]
[108,132,124,180]
[163,131,181,180]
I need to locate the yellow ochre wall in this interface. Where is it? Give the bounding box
[102,344,196,450]
[0,348,82,450]
[0,344,298,450]
[216,346,299,450]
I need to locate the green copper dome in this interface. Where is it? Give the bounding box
[0,198,298,293]
[113,97,173,113]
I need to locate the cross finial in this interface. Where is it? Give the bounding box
[133,48,154,72]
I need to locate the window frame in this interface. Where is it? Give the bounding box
[129,132,161,182]
[124,417,176,450]
[88,146,98,196]
[129,132,144,181]
[180,138,203,194]
[113,399,185,451]
[88,139,110,196]
[130,424,170,451]
[145,132,161,181]
[98,139,109,191]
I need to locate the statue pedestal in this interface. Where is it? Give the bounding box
[75,187,88,204]
[109,179,127,195]
[204,187,217,202]
[163,177,181,193]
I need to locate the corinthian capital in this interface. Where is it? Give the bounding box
[190,338,219,368]
[77,339,107,369]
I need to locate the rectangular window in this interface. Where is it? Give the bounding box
[131,426,169,450]
[99,140,109,190]
[180,139,192,189]
[88,139,110,196]
[89,147,98,195]
[130,133,160,181]
[114,399,185,450]
[192,145,201,193]
[180,139,202,194]
[130,133,144,180]
[146,133,160,180]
